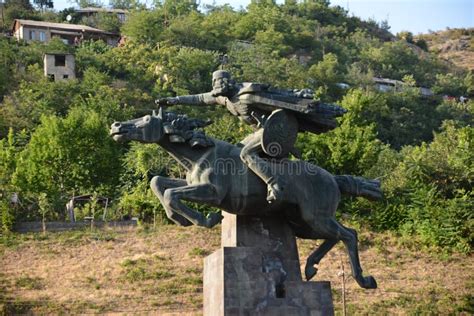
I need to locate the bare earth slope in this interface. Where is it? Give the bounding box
[417,28,474,71]
[1,225,473,314]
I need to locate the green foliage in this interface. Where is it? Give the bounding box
[360,41,445,87]
[307,53,344,99]
[120,257,174,283]
[397,31,414,43]
[432,73,469,96]
[2,0,37,32]
[1,199,14,234]
[0,39,18,101]
[110,0,143,10]
[118,143,170,221]
[12,108,122,219]
[228,43,307,89]
[15,276,44,290]
[121,10,167,44]
[298,116,384,175]
[0,129,23,232]
[38,192,50,222]
[368,123,473,252]
[87,12,123,33]
[155,46,219,95]
[0,66,80,135]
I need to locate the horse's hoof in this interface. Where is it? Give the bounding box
[205,213,223,228]
[305,265,318,281]
[362,275,377,289]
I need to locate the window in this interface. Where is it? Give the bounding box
[48,74,55,81]
[29,30,35,40]
[39,31,46,42]
[54,55,66,67]
[63,75,69,79]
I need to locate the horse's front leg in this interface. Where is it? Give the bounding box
[150,176,192,226]
[163,184,223,228]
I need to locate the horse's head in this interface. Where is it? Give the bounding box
[110,108,164,143]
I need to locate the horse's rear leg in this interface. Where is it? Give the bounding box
[316,219,377,289]
[150,176,192,226]
[163,184,223,228]
[305,239,338,281]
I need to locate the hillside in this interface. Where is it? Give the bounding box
[417,28,474,71]
[1,226,473,314]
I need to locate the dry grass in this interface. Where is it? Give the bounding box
[298,230,474,315]
[0,225,220,314]
[0,224,473,315]
[416,28,474,71]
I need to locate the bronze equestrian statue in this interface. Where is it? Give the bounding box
[110,108,381,289]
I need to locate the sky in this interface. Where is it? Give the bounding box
[52,0,473,35]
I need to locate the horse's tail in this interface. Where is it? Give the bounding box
[335,175,382,201]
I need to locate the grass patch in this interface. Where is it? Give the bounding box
[15,276,44,290]
[120,258,174,283]
[457,294,474,314]
[188,247,210,257]
[85,276,101,290]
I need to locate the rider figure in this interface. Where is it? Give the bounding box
[157,70,346,202]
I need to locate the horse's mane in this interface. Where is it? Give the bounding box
[161,111,214,148]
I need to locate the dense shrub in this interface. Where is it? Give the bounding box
[365,123,473,252]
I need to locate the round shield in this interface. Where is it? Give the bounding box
[261,110,298,158]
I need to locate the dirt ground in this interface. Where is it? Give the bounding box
[0,225,473,315]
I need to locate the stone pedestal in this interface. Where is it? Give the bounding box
[204,212,334,315]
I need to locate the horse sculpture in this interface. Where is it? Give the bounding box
[110,109,381,289]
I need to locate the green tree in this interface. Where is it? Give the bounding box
[0,64,80,136]
[154,46,219,95]
[397,31,414,43]
[153,0,198,18]
[3,0,37,33]
[109,0,143,10]
[0,38,17,101]
[121,9,166,44]
[307,52,343,99]
[0,128,22,231]
[298,115,384,176]
[432,73,468,96]
[254,25,290,57]
[465,71,474,96]
[199,5,239,51]
[233,2,289,41]
[88,11,122,33]
[12,108,122,218]
[33,0,53,11]
[73,0,102,8]
[360,41,445,87]
[162,10,204,48]
[371,122,473,252]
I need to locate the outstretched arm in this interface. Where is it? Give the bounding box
[156,92,217,106]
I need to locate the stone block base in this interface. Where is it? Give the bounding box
[204,247,334,316]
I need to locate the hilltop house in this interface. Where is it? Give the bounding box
[76,7,128,23]
[12,19,120,46]
[373,77,434,96]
